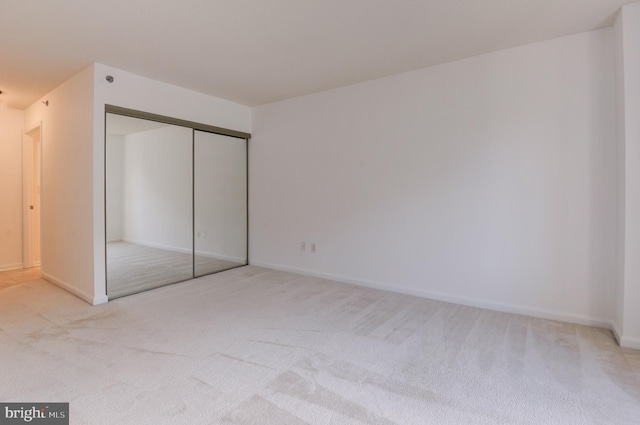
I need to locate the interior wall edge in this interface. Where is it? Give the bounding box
[612,322,623,345]
[249,260,615,331]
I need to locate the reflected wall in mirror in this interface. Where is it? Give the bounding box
[106,113,193,298]
[194,131,247,277]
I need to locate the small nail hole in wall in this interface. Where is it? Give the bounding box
[106,75,114,83]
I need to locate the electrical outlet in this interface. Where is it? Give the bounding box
[310,243,317,253]
[300,242,306,252]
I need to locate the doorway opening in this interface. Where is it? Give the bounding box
[23,124,42,270]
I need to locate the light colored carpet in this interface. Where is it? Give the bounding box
[106,241,243,298]
[1,266,639,424]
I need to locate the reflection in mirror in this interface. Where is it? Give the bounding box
[106,113,193,298]
[194,131,247,277]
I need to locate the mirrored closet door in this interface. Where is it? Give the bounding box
[105,111,248,299]
[194,130,247,277]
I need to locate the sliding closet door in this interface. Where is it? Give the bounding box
[194,131,247,277]
[106,113,193,298]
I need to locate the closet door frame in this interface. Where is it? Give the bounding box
[104,105,250,299]
[105,105,251,139]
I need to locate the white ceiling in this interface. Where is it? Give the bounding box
[0,0,634,110]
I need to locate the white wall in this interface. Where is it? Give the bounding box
[614,3,640,349]
[23,65,97,302]
[251,29,617,327]
[0,107,25,271]
[93,63,252,301]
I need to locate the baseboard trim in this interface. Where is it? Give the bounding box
[41,272,108,306]
[0,263,24,272]
[93,293,109,305]
[250,261,613,330]
[618,335,640,350]
[612,323,640,350]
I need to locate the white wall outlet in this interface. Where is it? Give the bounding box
[300,242,306,252]
[310,243,317,253]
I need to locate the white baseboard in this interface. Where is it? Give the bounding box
[41,272,108,306]
[0,263,24,272]
[93,293,109,305]
[612,323,640,350]
[618,335,640,350]
[250,260,613,330]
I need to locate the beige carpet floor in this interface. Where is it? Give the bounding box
[1,266,639,424]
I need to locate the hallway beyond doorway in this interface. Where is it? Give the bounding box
[0,267,40,290]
